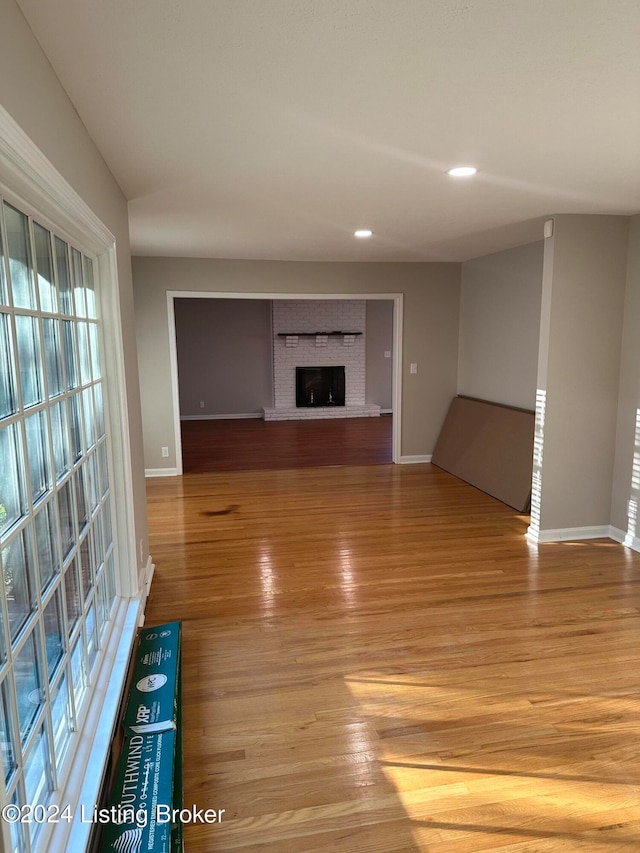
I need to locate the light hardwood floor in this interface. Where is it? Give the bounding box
[145,461,640,852]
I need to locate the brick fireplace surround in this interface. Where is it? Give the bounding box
[263,300,381,421]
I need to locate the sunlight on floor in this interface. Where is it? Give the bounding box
[344,671,640,850]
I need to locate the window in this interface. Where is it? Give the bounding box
[0,199,117,852]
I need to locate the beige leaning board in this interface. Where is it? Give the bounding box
[431,396,535,511]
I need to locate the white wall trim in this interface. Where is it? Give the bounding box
[0,104,114,252]
[145,467,179,478]
[527,525,612,543]
[0,105,142,853]
[166,291,184,476]
[0,105,138,598]
[400,454,432,464]
[380,408,393,415]
[99,246,139,599]
[609,525,640,552]
[167,291,404,468]
[180,412,262,421]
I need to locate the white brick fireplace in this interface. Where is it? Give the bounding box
[263,300,381,421]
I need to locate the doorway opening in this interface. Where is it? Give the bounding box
[167,293,403,474]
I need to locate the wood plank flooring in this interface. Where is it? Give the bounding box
[180,416,393,472]
[144,462,640,851]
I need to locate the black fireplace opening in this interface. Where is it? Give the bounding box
[296,366,345,407]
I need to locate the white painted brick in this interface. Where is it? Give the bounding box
[272,299,367,413]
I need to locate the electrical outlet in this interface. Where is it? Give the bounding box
[161,446,169,458]
[410,363,418,374]
[384,351,391,359]
[200,400,205,408]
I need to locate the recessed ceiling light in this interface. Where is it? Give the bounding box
[446,166,477,177]
[354,229,373,238]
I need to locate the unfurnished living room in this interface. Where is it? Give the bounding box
[0,2,640,852]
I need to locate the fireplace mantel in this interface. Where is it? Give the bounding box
[277,331,362,337]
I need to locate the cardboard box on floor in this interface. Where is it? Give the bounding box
[101,621,183,853]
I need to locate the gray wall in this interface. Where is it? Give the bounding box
[535,215,629,532]
[0,0,148,565]
[459,242,544,411]
[365,300,393,409]
[132,258,461,470]
[175,298,272,416]
[611,215,640,535]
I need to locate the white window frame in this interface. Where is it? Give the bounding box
[0,107,144,853]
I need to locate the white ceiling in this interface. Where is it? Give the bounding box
[16,0,640,262]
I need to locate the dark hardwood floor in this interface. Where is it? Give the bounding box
[180,415,393,473]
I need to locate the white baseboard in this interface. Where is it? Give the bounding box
[527,525,612,544]
[145,467,178,478]
[609,525,640,552]
[180,413,262,421]
[399,455,432,464]
[380,409,393,415]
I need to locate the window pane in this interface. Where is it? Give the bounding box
[71,248,86,318]
[33,222,57,313]
[50,401,70,481]
[14,628,43,742]
[8,785,27,853]
[55,237,72,315]
[43,318,64,398]
[0,595,5,662]
[0,312,16,419]
[96,573,109,637]
[0,679,16,782]
[97,439,109,497]
[2,528,36,641]
[82,387,95,450]
[86,603,98,669]
[0,216,7,305]
[94,381,105,439]
[15,314,42,408]
[34,499,59,592]
[103,496,113,555]
[57,479,75,559]
[50,670,72,770]
[0,423,26,537]
[94,514,104,572]
[70,636,86,707]
[77,321,91,385]
[89,321,101,379]
[63,559,81,632]
[75,469,89,535]
[84,256,96,318]
[4,203,35,310]
[86,451,99,514]
[79,533,94,601]
[62,319,77,390]
[24,725,52,846]
[25,410,51,505]
[43,590,64,680]
[106,550,116,609]
[68,393,83,462]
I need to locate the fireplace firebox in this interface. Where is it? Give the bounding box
[296,366,345,407]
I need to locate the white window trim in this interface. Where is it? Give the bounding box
[0,106,143,852]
